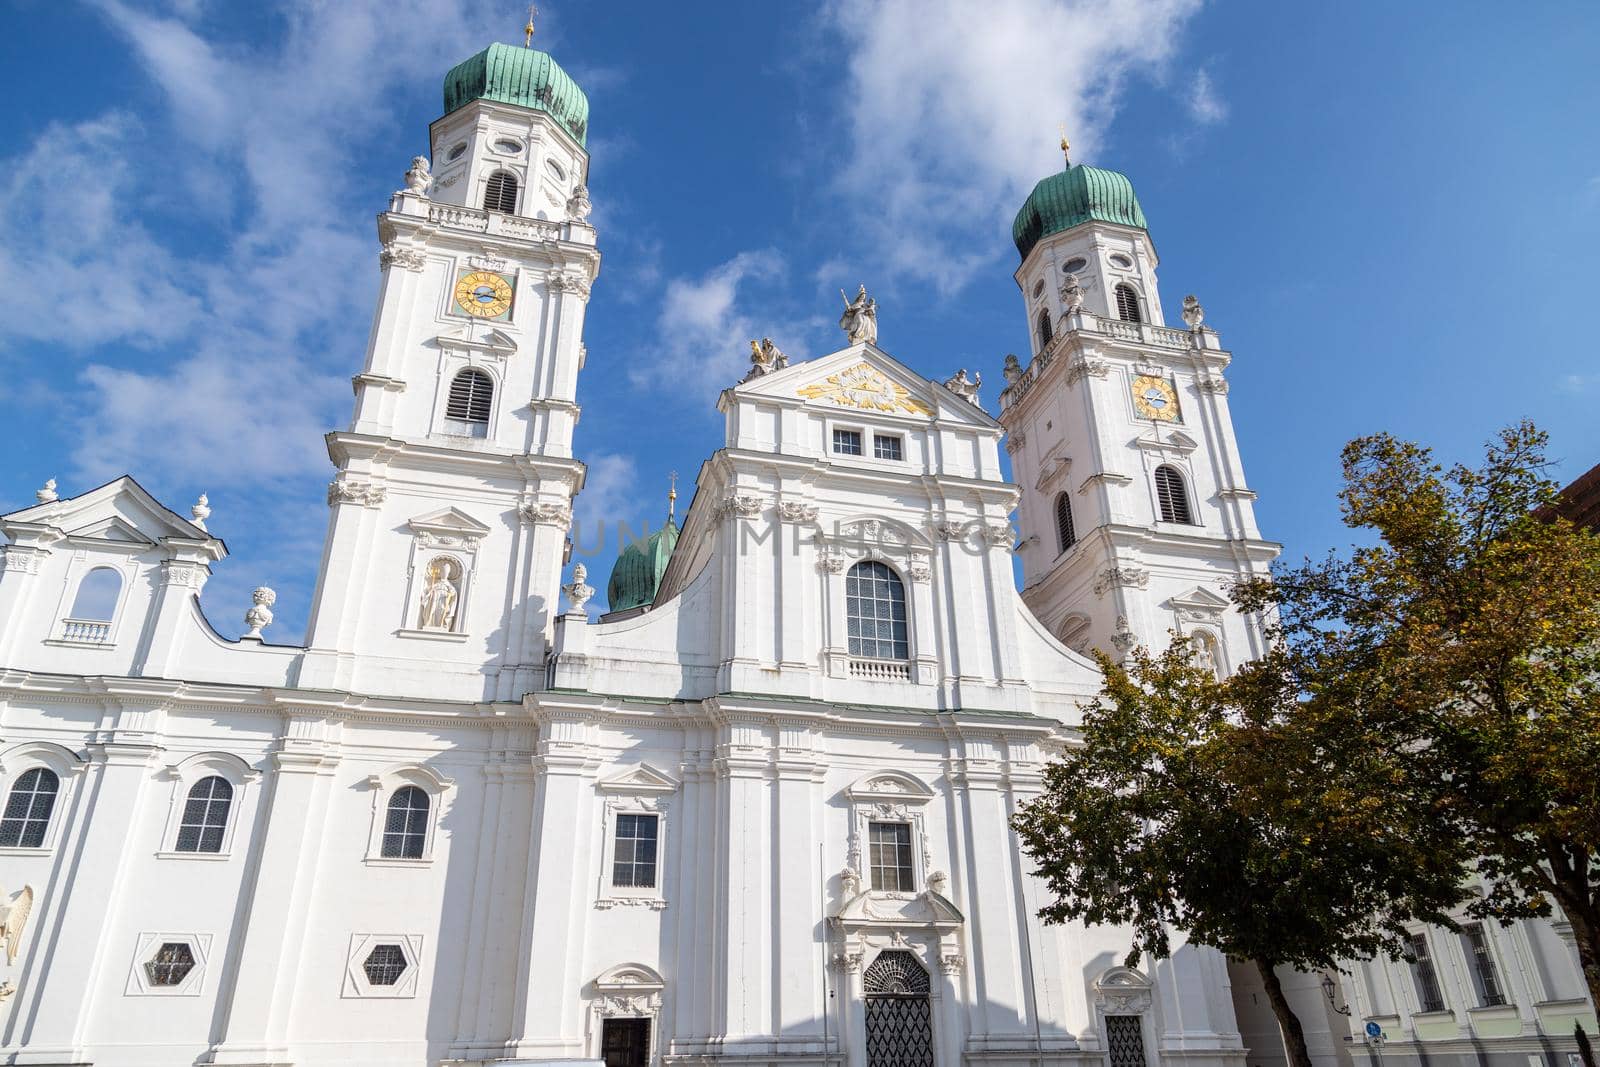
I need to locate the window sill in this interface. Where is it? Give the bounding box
[42,638,118,649]
[154,850,233,862]
[363,856,435,869]
[595,894,667,911]
[0,845,55,857]
[394,628,471,643]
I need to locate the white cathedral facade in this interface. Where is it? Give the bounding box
[0,39,1591,1067]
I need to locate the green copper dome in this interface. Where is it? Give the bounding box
[1012,164,1147,261]
[443,43,589,145]
[607,518,679,612]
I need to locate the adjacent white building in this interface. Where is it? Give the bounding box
[0,36,1588,1067]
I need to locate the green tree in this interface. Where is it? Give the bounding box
[1013,640,1470,1067]
[1235,421,1600,1026]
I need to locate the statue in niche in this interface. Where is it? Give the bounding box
[839,284,878,344]
[1060,272,1085,312]
[404,156,433,196]
[419,557,462,630]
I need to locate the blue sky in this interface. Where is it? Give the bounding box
[3,1,1599,641]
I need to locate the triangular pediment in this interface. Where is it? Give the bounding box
[406,507,493,540]
[2,476,221,555]
[731,342,999,428]
[433,325,518,355]
[1166,585,1232,619]
[597,762,680,795]
[1133,427,1200,455]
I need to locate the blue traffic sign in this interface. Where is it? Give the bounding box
[1365,1022,1382,1038]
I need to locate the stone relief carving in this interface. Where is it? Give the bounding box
[1004,430,1027,455]
[1198,375,1229,394]
[839,284,878,344]
[932,520,967,542]
[242,587,276,639]
[518,502,573,529]
[328,479,387,508]
[403,155,432,196]
[468,251,507,272]
[940,953,966,975]
[942,369,982,407]
[816,552,847,575]
[1064,357,1110,385]
[546,270,592,299]
[718,494,765,519]
[1,884,34,966]
[1093,564,1150,597]
[981,524,1015,548]
[379,243,428,272]
[162,562,208,590]
[1110,615,1139,654]
[908,562,931,583]
[418,557,462,631]
[777,501,818,524]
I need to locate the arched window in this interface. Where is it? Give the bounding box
[483,170,519,214]
[1036,308,1053,349]
[1055,492,1077,552]
[175,775,233,853]
[381,786,429,859]
[1154,465,1194,525]
[0,767,60,848]
[1114,283,1143,323]
[845,561,908,661]
[68,566,121,621]
[445,368,493,437]
[863,951,934,1067]
[1058,615,1092,653]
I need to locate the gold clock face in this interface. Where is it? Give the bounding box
[1131,374,1180,421]
[453,270,514,318]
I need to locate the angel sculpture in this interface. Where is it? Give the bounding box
[1,884,34,966]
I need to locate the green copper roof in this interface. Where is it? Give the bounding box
[607,518,679,612]
[443,43,589,145]
[1012,164,1147,261]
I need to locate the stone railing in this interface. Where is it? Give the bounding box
[61,619,111,644]
[998,313,1207,412]
[424,203,564,243]
[849,658,913,682]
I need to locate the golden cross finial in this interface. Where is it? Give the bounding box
[667,471,678,520]
[524,4,537,47]
[1059,123,1071,167]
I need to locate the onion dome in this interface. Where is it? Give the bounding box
[443,43,589,145]
[607,518,678,612]
[1012,163,1147,261]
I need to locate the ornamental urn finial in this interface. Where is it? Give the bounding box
[242,587,277,640]
[190,493,211,531]
[35,478,57,504]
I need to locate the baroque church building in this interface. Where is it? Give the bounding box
[0,39,1591,1067]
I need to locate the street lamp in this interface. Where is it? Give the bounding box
[1322,974,1353,1016]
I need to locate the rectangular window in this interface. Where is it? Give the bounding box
[873,435,903,461]
[832,429,863,456]
[612,813,659,889]
[1409,933,1446,1013]
[868,821,915,892]
[1462,924,1505,1007]
[1105,1015,1148,1067]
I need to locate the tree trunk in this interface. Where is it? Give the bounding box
[1255,958,1315,1067]
[1568,909,1600,1067]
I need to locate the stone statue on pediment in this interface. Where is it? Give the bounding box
[839,285,878,345]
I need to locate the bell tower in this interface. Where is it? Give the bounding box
[999,146,1279,671]
[297,41,598,701]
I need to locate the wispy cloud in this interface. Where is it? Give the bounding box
[1186,67,1228,124]
[823,0,1206,293]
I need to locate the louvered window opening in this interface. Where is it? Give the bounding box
[846,561,908,661]
[612,812,659,888]
[1115,284,1143,323]
[1463,924,1505,1007]
[363,943,408,986]
[381,786,429,859]
[1409,933,1446,1013]
[0,767,59,848]
[176,775,233,853]
[447,369,494,425]
[1105,1015,1148,1067]
[1037,308,1053,349]
[1154,465,1193,525]
[1055,493,1076,551]
[483,170,519,214]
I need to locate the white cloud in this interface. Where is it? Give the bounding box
[573,451,641,536]
[825,0,1206,292]
[1187,67,1228,125]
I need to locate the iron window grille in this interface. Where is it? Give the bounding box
[381,786,430,859]
[862,951,934,1067]
[145,942,196,987]
[175,775,233,853]
[868,821,915,891]
[833,428,863,456]
[1114,284,1143,323]
[363,943,408,986]
[846,561,909,661]
[612,812,659,888]
[1409,933,1446,1013]
[0,767,59,848]
[1154,465,1194,525]
[1105,1015,1149,1067]
[1462,924,1506,1007]
[874,435,904,461]
[483,170,519,214]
